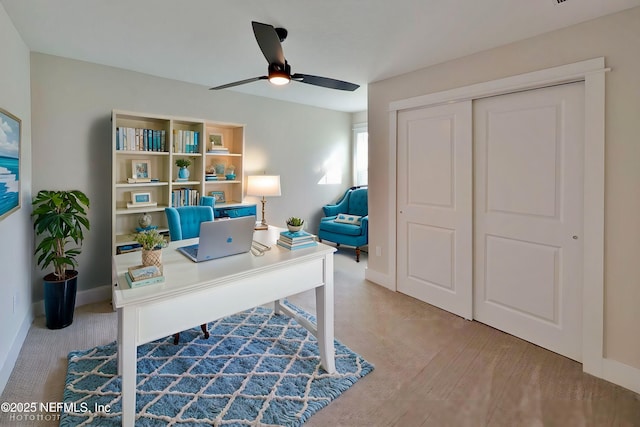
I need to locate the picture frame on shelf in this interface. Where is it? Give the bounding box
[131,192,152,205]
[209,133,224,149]
[210,191,226,204]
[0,108,21,221]
[132,159,151,179]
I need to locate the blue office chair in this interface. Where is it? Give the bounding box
[318,186,368,262]
[164,204,214,344]
[165,205,214,241]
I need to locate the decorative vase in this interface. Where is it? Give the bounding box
[43,270,78,329]
[178,167,190,180]
[142,249,163,272]
[138,213,152,229]
[287,224,303,233]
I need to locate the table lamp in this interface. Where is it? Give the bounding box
[246,175,281,230]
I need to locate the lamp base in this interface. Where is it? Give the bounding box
[254,222,268,230]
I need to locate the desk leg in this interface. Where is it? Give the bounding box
[274,299,282,315]
[316,255,335,374]
[120,307,137,427]
[117,309,123,375]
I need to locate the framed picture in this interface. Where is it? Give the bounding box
[131,192,152,205]
[132,159,151,179]
[210,191,226,203]
[0,108,21,221]
[209,133,224,148]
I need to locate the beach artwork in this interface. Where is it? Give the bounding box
[0,109,21,220]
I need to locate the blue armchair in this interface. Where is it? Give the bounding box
[164,205,214,344]
[318,186,368,262]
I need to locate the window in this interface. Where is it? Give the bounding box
[353,123,368,186]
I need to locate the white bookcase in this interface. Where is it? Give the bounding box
[111,110,248,254]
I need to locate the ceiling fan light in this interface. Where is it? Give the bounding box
[269,73,290,85]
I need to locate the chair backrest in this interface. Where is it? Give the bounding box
[165,206,214,241]
[199,195,216,209]
[347,187,368,217]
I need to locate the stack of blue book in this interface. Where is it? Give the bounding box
[277,230,318,250]
[125,265,165,288]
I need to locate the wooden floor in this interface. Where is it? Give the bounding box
[2,247,639,426]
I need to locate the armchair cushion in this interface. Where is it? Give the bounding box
[320,215,368,237]
[334,213,362,225]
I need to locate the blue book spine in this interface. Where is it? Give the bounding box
[125,272,165,288]
[277,241,318,251]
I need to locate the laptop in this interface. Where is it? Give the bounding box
[177,215,256,262]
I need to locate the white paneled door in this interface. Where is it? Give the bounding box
[473,83,584,361]
[397,101,473,319]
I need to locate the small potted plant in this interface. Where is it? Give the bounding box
[175,158,191,180]
[286,217,304,233]
[32,190,90,329]
[133,229,167,271]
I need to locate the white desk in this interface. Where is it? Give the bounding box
[111,228,336,427]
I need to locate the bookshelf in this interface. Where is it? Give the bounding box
[111,110,250,254]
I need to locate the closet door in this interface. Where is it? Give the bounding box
[473,83,584,361]
[397,101,472,319]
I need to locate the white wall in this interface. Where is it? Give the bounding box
[29,53,352,300]
[0,4,33,393]
[367,7,640,371]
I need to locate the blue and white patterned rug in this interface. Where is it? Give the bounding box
[60,303,374,426]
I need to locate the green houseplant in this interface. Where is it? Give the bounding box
[133,228,167,271]
[286,217,304,232]
[175,158,191,169]
[32,190,90,329]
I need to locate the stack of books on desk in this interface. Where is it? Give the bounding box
[125,265,165,288]
[277,230,318,250]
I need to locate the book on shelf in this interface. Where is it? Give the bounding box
[116,243,142,254]
[127,177,159,184]
[171,188,200,207]
[207,148,229,154]
[276,240,318,251]
[125,270,165,288]
[116,127,166,152]
[173,129,200,153]
[126,201,157,209]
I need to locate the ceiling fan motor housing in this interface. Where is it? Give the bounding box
[269,62,291,80]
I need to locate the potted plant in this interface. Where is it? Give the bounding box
[133,228,167,271]
[32,190,90,329]
[175,158,191,180]
[286,217,304,233]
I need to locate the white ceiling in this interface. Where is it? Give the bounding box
[3,0,640,112]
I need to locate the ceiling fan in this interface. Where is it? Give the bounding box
[210,21,360,92]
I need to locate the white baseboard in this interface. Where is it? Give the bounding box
[0,311,33,395]
[364,268,395,291]
[32,284,112,317]
[601,357,640,395]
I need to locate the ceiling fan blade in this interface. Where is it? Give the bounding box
[252,21,285,65]
[209,76,268,90]
[291,73,360,91]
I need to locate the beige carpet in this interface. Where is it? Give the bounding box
[2,247,639,426]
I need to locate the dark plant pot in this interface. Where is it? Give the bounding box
[43,270,78,329]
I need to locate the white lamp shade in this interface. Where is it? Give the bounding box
[246,175,281,197]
